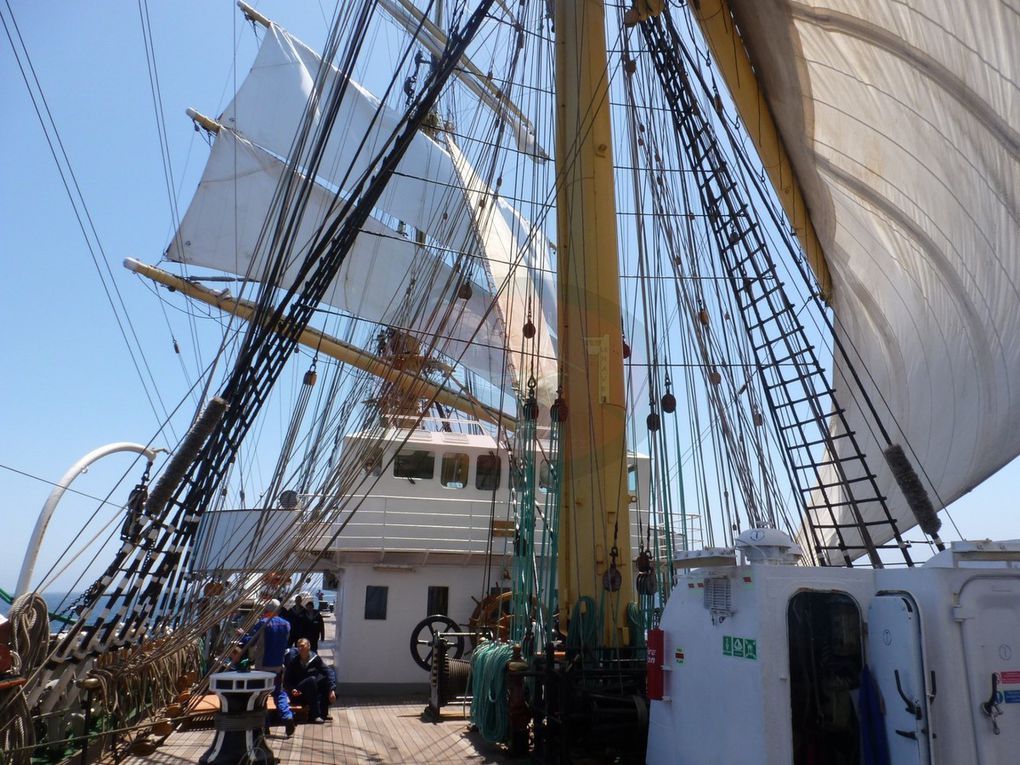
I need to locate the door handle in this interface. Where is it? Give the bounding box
[980,673,1002,735]
[894,669,922,719]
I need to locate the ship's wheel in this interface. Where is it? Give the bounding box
[409,615,465,671]
[468,592,555,649]
[467,591,514,647]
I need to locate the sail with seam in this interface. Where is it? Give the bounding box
[694,0,1020,554]
[166,20,557,405]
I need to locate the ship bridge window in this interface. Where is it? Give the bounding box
[441,453,469,488]
[394,449,435,480]
[476,453,501,491]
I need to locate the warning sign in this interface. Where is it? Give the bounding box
[999,671,1020,684]
[722,635,758,660]
[675,648,685,665]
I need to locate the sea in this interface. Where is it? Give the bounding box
[1,589,337,628]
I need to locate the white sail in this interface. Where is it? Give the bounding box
[726,0,1020,547]
[219,22,475,253]
[447,137,558,406]
[165,128,511,387]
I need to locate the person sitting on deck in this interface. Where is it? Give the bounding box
[241,598,296,736]
[283,638,336,724]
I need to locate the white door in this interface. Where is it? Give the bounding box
[868,592,931,764]
[958,576,1020,763]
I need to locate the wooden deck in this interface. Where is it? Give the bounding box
[128,698,519,764]
[118,613,522,765]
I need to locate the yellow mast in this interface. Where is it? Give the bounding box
[554,0,634,646]
[123,258,514,431]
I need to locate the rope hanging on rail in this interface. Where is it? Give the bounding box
[470,641,514,743]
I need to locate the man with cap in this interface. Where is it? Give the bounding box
[242,599,296,736]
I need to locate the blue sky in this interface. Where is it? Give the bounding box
[1,1,1017,594]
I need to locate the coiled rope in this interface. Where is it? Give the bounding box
[470,642,514,743]
[1,593,49,765]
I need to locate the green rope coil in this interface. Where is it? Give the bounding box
[470,642,515,743]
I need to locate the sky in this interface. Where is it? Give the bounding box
[1,1,1018,595]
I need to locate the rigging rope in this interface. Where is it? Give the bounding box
[0,594,49,762]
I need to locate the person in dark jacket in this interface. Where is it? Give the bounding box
[283,638,336,723]
[288,595,309,647]
[280,599,296,642]
[304,600,325,651]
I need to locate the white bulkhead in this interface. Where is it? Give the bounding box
[647,536,1020,765]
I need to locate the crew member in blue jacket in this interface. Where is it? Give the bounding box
[283,637,336,723]
[241,599,296,736]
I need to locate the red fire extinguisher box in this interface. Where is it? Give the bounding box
[647,627,664,701]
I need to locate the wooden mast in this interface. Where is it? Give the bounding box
[554,0,634,646]
[124,258,514,430]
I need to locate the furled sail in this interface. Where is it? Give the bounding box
[714,0,1020,548]
[165,128,511,386]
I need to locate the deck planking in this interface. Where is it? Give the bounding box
[116,613,521,765]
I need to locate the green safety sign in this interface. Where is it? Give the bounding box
[722,635,757,660]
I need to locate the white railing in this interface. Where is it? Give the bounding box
[310,495,653,556]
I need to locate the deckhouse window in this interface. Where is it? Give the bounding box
[393,449,435,480]
[441,453,469,489]
[365,585,388,620]
[476,454,501,491]
[628,464,638,493]
[364,446,383,476]
[427,586,449,616]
